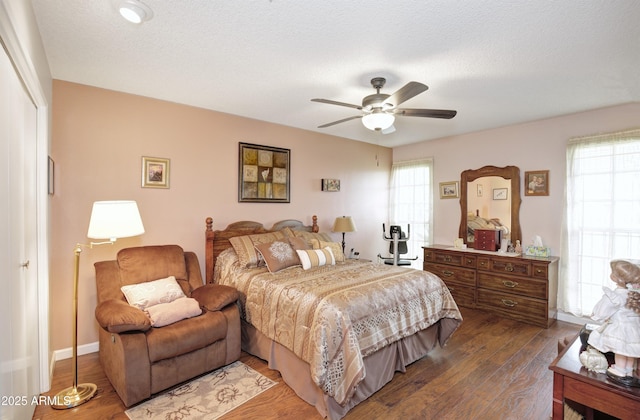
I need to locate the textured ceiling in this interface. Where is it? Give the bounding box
[31,0,640,147]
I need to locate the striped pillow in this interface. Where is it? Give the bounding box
[230,230,290,268]
[296,247,335,270]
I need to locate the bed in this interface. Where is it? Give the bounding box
[466,212,509,243]
[204,216,462,419]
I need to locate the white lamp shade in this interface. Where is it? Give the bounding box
[362,112,395,131]
[332,216,357,233]
[87,201,145,240]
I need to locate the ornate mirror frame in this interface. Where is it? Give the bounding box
[458,165,522,248]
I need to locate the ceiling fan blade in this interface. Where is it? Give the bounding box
[317,115,362,128]
[393,108,457,119]
[383,82,428,108]
[311,98,362,110]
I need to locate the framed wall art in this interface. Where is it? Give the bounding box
[141,156,170,189]
[439,181,459,199]
[239,142,290,203]
[321,178,340,192]
[525,170,549,196]
[493,188,508,200]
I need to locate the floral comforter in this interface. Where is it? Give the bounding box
[214,248,462,405]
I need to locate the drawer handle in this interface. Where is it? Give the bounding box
[441,270,454,277]
[504,263,514,272]
[536,268,544,274]
[466,258,473,264]
[444,256,452,262]
[502,280,519,288]
[501,299,517,307]
[479,261,487,267]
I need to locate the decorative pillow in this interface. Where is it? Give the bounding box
[293,230,333,244]
[288,236,311,251]
[318,241,345,262]
[144,297,203,327]
[230,230,290,268]
[296,247,336,270]
[120,275,186,311]
[255,241,300,273]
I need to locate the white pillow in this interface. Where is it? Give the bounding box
[144,297,202,327]
[296,247,335,270]
[121,275,186,311]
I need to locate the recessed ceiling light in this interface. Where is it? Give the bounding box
[119,0,153,24]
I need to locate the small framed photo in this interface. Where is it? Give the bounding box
[439,181,459,199]
[525,170,549,196]
[477,184,483,197]
[493,188,508,200]
[142,156,170,189]
[321,178,340,192]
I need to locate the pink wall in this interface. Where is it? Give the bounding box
[50,80,392,352]
[394,102,640,253]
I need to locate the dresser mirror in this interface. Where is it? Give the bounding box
[458,165,522,248]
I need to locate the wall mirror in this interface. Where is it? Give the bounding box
[458,165,522,248]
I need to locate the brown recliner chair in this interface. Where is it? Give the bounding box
[94,245,240,407]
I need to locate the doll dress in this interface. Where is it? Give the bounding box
[587,286,640,358]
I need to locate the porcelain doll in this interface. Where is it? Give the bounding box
[587,259,640,386]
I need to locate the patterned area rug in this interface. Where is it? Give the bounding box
[125,361,277,420]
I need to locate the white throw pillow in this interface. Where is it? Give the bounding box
[296,247,336,270]
[121,275,186,311]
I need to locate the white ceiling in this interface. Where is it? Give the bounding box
[31,0,640,147]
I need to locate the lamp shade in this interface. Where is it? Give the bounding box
[332,216,357,233]
[87,200,145,240]
[362,112,395,131]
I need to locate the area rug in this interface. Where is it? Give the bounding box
[125,361,277,420]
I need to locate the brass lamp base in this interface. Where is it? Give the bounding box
[51,383,97,409]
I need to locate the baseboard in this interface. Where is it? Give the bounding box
[557,311,591,326]
[53,341,99,362]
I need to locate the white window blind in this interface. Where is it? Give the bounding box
[559,129,640,316]
[389,158,434,268]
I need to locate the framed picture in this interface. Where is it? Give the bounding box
[525,170,549,196]
[477,184,483,197]
[239,142,290,203]
[439,181,459,199]
[142,156,170,189]
[321,178,340,192]
[493,188,508,200]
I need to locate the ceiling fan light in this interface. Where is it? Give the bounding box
[362,112,395,131]
[119,0,153,24]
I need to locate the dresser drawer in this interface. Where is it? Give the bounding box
[441,279,475,308]
[478,257,531,277]
[424,262,475,285]
[477,272,548,299]
[532,263,549,279]
[433,251,464,267]
[477,289,548,324]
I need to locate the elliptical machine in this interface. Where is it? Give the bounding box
[378,224,418,266]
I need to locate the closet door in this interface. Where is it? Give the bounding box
[0,44,39,420]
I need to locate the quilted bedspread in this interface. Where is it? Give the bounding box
[215,249,462,405]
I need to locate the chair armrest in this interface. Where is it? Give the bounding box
[95,299,151,333]
[191,284,239,312]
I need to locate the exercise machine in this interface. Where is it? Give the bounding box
[377,224,418,266]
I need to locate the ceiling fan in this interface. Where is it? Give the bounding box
[311,77,457,134]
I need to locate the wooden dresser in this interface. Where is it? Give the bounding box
[423,245,559,328]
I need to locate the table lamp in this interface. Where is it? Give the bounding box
[332,216,357,254]
[52,200,144,409]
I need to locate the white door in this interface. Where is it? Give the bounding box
[0,43,40,420]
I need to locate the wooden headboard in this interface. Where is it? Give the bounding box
[205,216,319,283]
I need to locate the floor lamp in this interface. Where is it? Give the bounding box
[332,216,357,255]
[52,200,144,409]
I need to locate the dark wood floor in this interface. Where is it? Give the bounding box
[33,307,580,420]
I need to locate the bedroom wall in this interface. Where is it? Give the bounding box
[50,80,392,353]
[393,102,640,256]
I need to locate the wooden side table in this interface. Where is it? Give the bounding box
[548,334,640,419]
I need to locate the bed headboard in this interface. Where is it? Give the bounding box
[204,216,319,283]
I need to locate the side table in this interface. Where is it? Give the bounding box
[548,333,640,419]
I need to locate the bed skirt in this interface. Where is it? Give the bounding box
[241,318,459,420]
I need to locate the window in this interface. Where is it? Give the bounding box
[389,159,434,268]
[559,129,640,316]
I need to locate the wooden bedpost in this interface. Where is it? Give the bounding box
[205,217,214,283]
[312,215,319,233]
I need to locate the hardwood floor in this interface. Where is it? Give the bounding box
[33,307,580,420]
